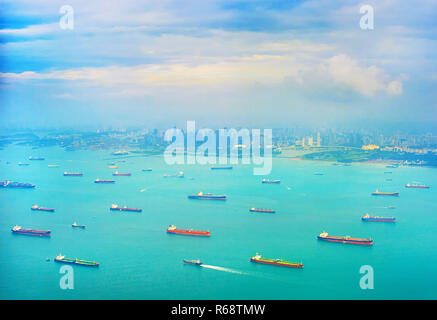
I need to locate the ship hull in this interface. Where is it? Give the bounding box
[110,208,142,212]
[188,195,226,200]
[12,230,51,237]
[1,181,35,188]
[183,260,203,266]
[371,192,399,196]
[362,217,395,223]
[405,185,429,189]
[167,229,210,237]
[31,208,55,212]
[317,236,373,245]
[250,258,303,268]
[55,258,99,267]
[249,209,275,213]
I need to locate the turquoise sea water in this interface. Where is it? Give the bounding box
[1,145,436,300]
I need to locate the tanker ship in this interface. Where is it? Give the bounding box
[110,204,142,212]
[405,183,430,189]
[54,254,99,267]
[31,205,55,212]
[166,225,210,236]
[362,214,396,223]
[11,225,51,237]
[1,181,35,188]
[371,189,399,196]
[250,253,303,268]
[249,208,276,213]
[188,192,226,200]
[317,232,373,245]
[262,179,280,184]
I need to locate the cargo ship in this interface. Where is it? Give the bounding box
[249,208,276,213]
[262,179,280,184]
[31,205,55,212]
[317,232,373,245]
[142,168,152,172]
[95,179,115,183]
[63,172,83,176]
[54,254,99,267]
[0,181,35,188]
[110,204,142,212]
[112,171,131,176]
[211,166,233,170]
[250,253,303,268]
[112,150,128,155]
[72,222,86,228]
[167,225,210,237]
[405,183,430,189]
[29,156,45,160]
[188,192,226,200]
[371,189,399,196]
[362,214,396,223]
[183,259,203,266]
[11,225,51,237]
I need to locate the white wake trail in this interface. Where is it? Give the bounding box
[200,264,245,275]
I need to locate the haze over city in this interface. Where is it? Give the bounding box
[1,0,436,130]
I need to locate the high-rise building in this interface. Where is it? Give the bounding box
[317,132,321,147]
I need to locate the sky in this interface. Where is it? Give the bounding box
[0,0,436,130]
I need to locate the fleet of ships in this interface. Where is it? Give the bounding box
[3,152,432,270]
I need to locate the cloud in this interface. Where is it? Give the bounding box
[0,53,404,98]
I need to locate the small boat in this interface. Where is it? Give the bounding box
[250,253,303,268]
[31,205,55,212]
[262,179,280,184]
[18,162,30,166]
[64,172,83,176]
[249,207,276,213]
[72,222,86,228]
[112,171,131,176]
[371,189,399,196]
[362,214,396,223]
[142,168,152,172]
[29,157,45,161]
[314,173,324,176]
[384,171,392,174]
[317,232,373,245]
[183,259,203,266]
[54,254,99,267]
[107,165,118,169]
[48,164,59,168]
[110,204,142,212]
[211,166,233,170]
[188,192,226,200]
[386,165,398,168]
[167,225,210,236]
[405,183,430,189]
[95,179,115,183]
[11,225,51,237]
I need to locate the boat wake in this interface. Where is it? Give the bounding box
[200,264,245,275]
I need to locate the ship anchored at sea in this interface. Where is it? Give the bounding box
[1,181,35,188]
[188,192,226,200]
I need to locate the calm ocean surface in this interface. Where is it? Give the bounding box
[1,145,436,300]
